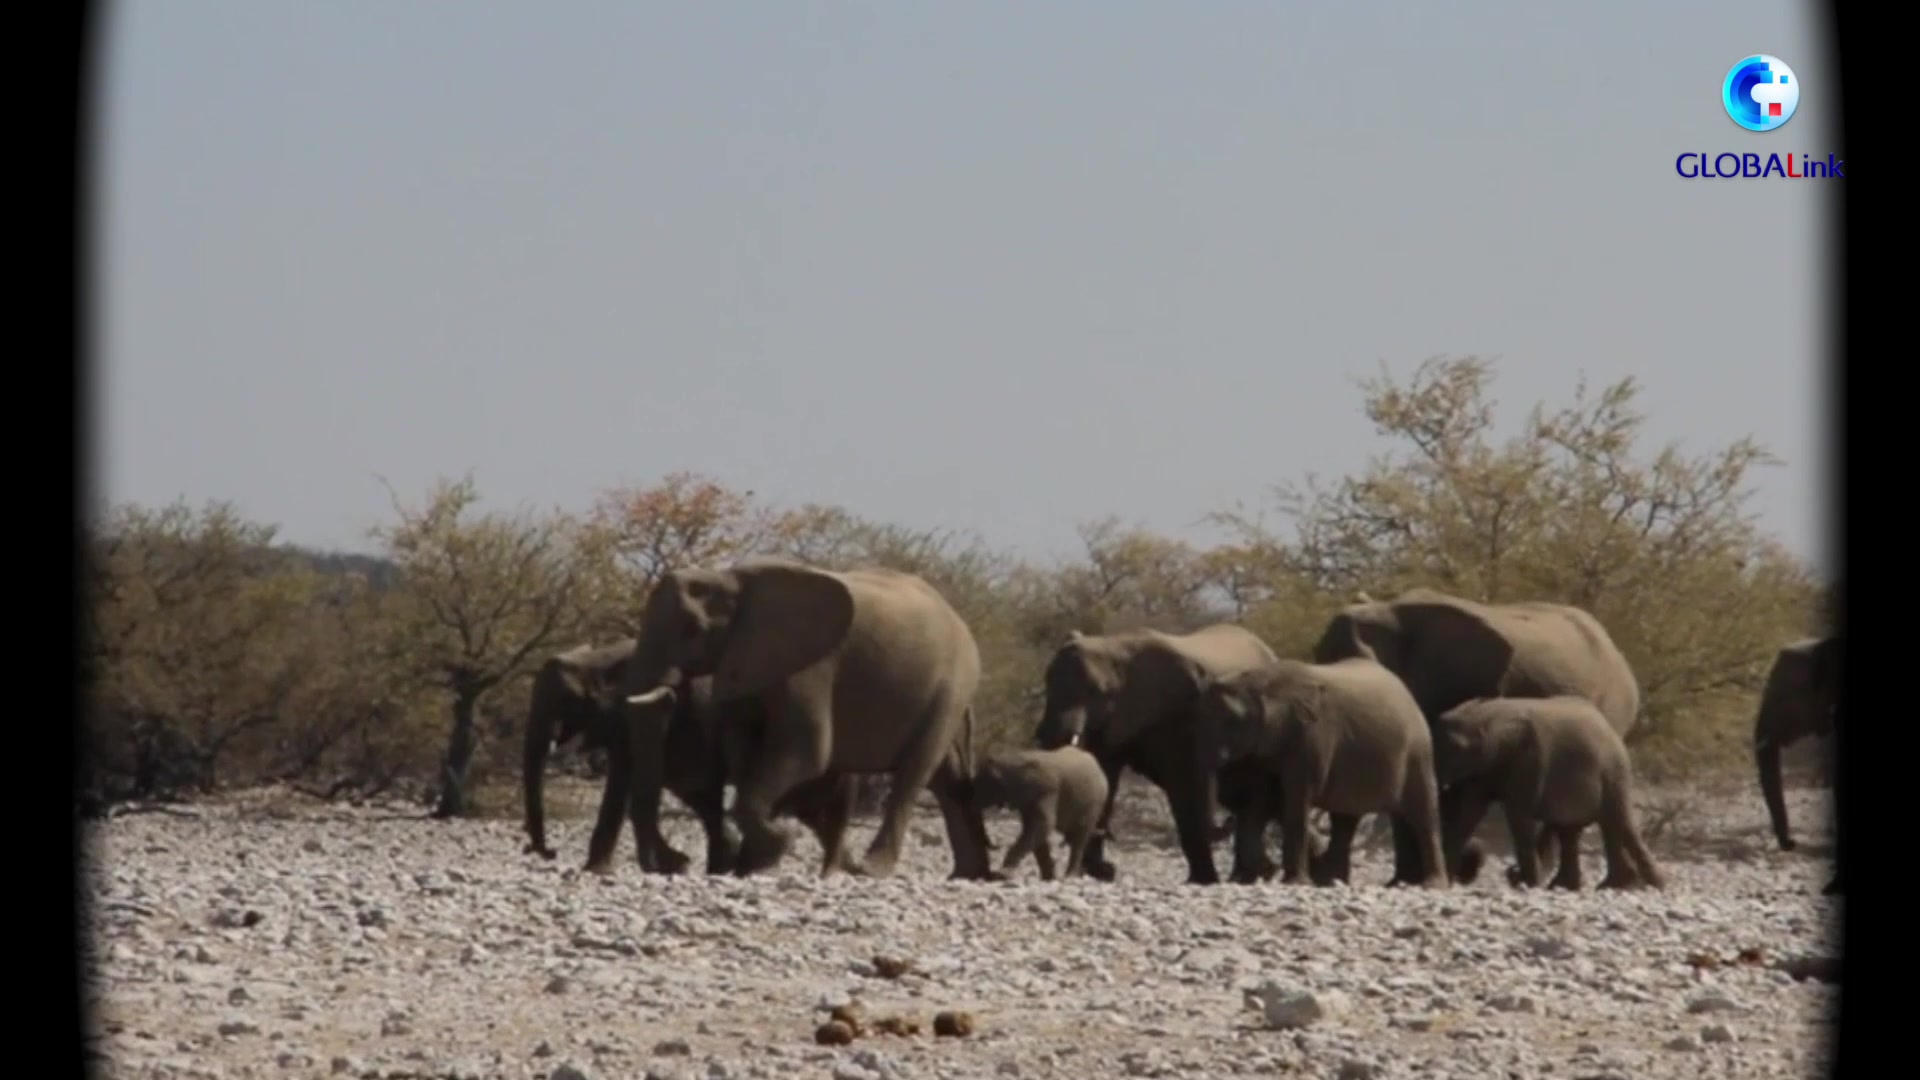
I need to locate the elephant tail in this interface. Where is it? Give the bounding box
[958,704,978,779]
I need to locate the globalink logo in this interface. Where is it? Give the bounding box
[1722,54,1798,131]
[1675,53,1844,179]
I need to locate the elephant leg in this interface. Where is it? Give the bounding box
[1599,790,1665,890]
[1164,769,1224,886]
[1032,828,1059,882]
[583,756,634,875]
[1399,761,1450,888]
[694,786,737,876]
[1385,815,1420,887]
[1550,824,1585,890]
[1314,812,1361,885]
[1440,785,1493,885]
[1438,784,1487,885]
[1278,783,1315,885]
[796,774,859,878]
[1079,756,1128,883]
[925,750,996,882]
[1228,795,1277,884]
[1532,824,1561,882]
[1064,824,1093,879]
[1001,804,1050,876]
[852,694,970,880]
[1504,803,1542,888]
[729,697,829,877]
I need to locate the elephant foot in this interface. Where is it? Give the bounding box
[581,859,615,877]
[1084,857,1118,883]
[651,846,693,876]
[1454,844,1486,886]
[1778,837,1798,852]
[1822,873,1841,896]
[525,841,558,861]
[733,826,791,877]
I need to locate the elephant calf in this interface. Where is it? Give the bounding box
[1432,696,1665,891]
[971,745,1110,881]
[1197,657,1449,888]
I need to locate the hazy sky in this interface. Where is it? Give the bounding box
[94,2,1839,573]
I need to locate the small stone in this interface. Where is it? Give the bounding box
[227,987,251,1005]
[329,1057,356,1074]
[1338,1060,1377,1080]
[872,955,913,979]
[1664,1035,1701,1052]
[550,1066,591,1080]
[1685,991,1745,1014]
[1489,993,1537,1014]
[302,838,324,854]
[380,1012,412,1037]
[217,1019,258,1037]
[653,1038,693,1056]
[546,975,574,995]
[1701,1022,1737,1044]
[1526,936,1574,960]
[533,1040,555,1057]
[1248,981,1349,1030]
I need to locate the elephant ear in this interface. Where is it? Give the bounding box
[711,563,857,702]
[1313,612,1378,665]
[1101,642,1200,746]
[1396,597,1516,698]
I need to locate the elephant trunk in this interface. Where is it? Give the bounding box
[521,701,558,860]
[1035,705,1088,751]
[619,687,677,871]
[1756,730,1794,851]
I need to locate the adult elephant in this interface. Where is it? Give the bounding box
[1310,588,1641,885]
[1752,635,1840,854]
[619,557,994,880]
[1029,624,1295,885]
[519,639,857,876]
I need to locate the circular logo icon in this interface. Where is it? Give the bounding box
[1722,54,1799,132]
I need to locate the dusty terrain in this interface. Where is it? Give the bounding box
[80,777,1842,1080]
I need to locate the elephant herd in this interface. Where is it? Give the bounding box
[520,557,1843,896]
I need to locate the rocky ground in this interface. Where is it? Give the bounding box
[80,777,1842,1080]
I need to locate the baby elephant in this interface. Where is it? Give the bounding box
[971,746,1110,880]
[1196,657,1449,888]
[1432,696,1665,890]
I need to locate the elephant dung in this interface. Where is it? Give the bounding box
[814,1020,856,1046]
[933,1011,976,1038]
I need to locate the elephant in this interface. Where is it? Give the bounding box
[1029,624,1309,886]
[519,639,858,876]
[1311,587,1641,885]
[1194,656,1449,888]
[970,744,1111,881]
[1431,696,1664,890]
[1751,635,1840,854]
[619,557,994,880]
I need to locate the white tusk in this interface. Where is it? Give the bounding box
[1068,733,1081,747]
[626,687,672,706]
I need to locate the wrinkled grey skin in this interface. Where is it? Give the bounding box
[620,557,994,881]
[1031,624,1304,886]
[1312,588,1641,885]
[1752,635,1840,854]
[520,640,857,876]
[971,745,1112,880]
[1195,657,1449,888]
[1433,696,1664,890]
